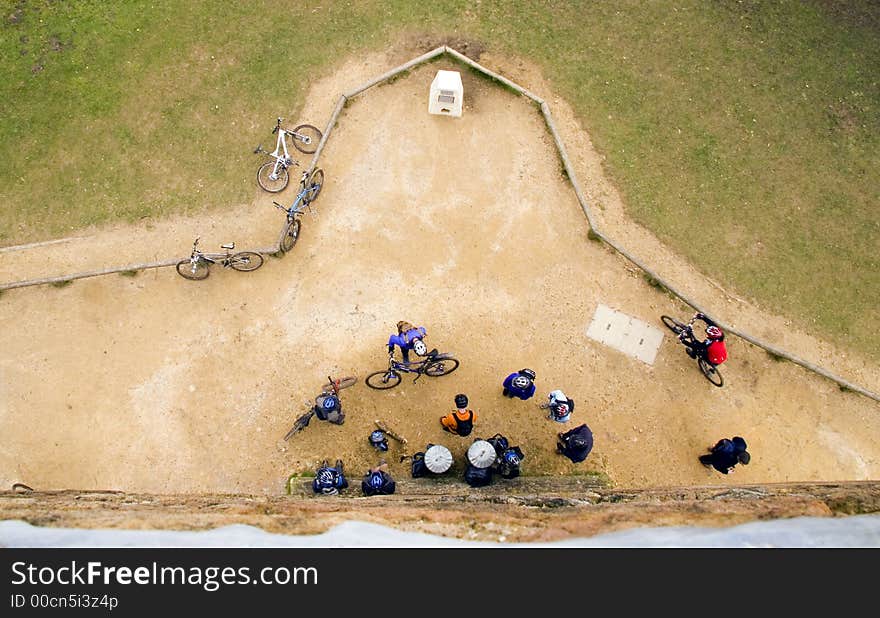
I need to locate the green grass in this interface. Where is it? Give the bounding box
[1,1,878,360]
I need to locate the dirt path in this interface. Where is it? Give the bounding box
[1,43,879,495]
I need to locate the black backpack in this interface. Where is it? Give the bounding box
[411,452,429,478]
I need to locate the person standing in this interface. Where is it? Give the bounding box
[556,424,593,463]
[700,436,750,474]
[502,368,537,400]
[440,393,477,436]
[541,389,574,423]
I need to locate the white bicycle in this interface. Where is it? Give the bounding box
[253,117,322,193]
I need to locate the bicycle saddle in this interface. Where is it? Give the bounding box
[221,242,235,250]
[427,348,439,357]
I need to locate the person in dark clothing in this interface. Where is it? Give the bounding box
[556,424,594,463]
[464,462,493,487]
[312,459,348,495]
[361,461,396,496]
[313,391,345,425]
[502,368,537,400]
[486,433,524,479]
[700,436,750,474]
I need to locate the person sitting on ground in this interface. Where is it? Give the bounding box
[368,429,389,452]
[440,393,477,437]
[361,461,396,496]
[486,433,525,479]
[685,312,728,367]
[312,459,348,495]
[556,424,594,463]
[411,444,454,478]
[314,391,345,425]
[700,436,750,475]
[502,368,537,400]
[464,439,497,488]
[541,389,574,423]
[387,320,428,364]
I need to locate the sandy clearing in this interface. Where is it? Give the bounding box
[1,43,878,495]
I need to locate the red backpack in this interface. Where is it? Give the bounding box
[707,340,728,365]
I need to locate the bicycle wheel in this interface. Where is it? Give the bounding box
[229,251,264,272]
[323,376,358,392]
[424,357,460,377]
[290,124,322,154]
[661,315,686,335]
[176,259,209,280]
[304,168,324,203]
[365,370,402,390]
[698,358,724,387]
[280,218,301,253]
[257,161,289,193]
[284,410,315,440]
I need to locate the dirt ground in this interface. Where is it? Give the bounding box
[1,42,879,496]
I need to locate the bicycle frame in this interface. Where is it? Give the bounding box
[387,355,439,383]
[273,175,314,220]
[186,239,238,267]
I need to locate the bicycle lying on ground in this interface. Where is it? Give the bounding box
[365,350,460,390]
[272,167,324,252]
[175,237,264,280]
[254,118,322,193]
[284,375,357,440]
[661,314,724,387]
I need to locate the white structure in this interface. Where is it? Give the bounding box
[586,303,665,365]
[428,70,463,117]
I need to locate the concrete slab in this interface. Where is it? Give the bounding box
[586,304,665,365]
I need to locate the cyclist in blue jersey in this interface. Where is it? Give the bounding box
[502,368,537,400]
[387,320,428,364]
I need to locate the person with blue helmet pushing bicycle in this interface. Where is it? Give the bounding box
[312,459,348,495]
[387,320,428,364]
[361,461,396,496]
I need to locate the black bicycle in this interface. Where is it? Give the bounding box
[661,314,724,387]
[365,350,460,390]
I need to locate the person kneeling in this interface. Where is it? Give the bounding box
[361,462,396,496]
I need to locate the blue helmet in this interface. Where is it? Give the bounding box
[368,471,384,489]
[503,449,521,467]
[369,430,389,451]
[322,395,339,410]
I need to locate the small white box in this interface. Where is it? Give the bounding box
[428,70,463,118]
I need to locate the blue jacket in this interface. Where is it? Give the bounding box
[388,327,427,352]
[502,373,536,400]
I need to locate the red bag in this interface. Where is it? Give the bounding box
[707,340,728,365]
